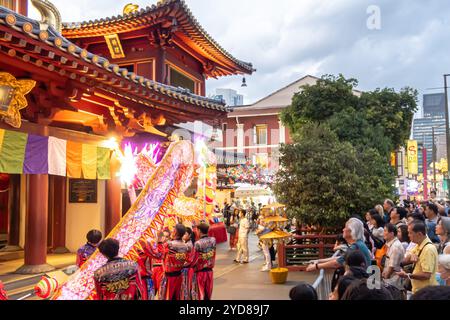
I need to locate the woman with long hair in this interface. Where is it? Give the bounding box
[436,217,450,254]
[228,209,240,250]
[397,224,410,251]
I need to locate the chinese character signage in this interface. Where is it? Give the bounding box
[407,140,418,175]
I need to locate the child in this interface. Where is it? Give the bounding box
[333,234,349,258]
[76,229,103,268]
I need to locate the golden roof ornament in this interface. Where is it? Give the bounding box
[123,3,140,15]
[0,73,36,129]
[30,0,62,34]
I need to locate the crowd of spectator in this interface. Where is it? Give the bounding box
[291,196,450,300]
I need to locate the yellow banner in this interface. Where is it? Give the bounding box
[390,152,396,167]
[407,140,418,175]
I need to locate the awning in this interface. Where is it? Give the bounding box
[234,185,272,198]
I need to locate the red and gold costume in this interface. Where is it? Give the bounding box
[93,258,146,300]
[0,281,7,300]
[180,242,195,300]
[136,247,156,300]
[149,240,191,300]
[190,236,217,300]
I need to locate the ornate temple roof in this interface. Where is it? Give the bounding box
[61,0,255,77]
[0,6,228,114]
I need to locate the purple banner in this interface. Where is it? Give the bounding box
[23,135,49,174]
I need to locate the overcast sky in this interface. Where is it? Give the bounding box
[29,0,450,110]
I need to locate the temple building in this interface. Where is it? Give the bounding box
[0,0,253,274]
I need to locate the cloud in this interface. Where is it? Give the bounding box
[28,0,450,107]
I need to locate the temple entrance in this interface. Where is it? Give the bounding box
[0,174,21,252]
[0,173,9,248]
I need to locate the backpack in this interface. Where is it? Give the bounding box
[375,244,387,270]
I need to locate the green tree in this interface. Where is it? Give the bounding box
[275,74,417,227]
[273,124,394,228]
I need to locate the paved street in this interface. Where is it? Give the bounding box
[213,234,317,300]
[0,234,317,300]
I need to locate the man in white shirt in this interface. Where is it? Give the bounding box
[382,223,405,289]
[235,210,250,264]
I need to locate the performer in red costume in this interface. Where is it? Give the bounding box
[0,281,8,300]
[180,227,196,300]
[148,224,191,300]
[190,223,217,300]
[76,229,102,268]
[152,229,170,296]
[94,238,146,300]
[136,241,155,300]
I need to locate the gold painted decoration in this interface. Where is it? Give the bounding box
[123,3,139,15]
[104,34,126,59]
[0,73,36,129]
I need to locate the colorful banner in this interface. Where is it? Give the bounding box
[66,141,82,178]
[24,135,49,174]
[0,130,28,174]
[407,140,418,175]
[0,128,112,180]
[48,137,67,176]
[97,148,111,180]
[82,144,97,180]
[390,152,396,167]
[0,130,5,147]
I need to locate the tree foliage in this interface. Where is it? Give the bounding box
[275,75,417,228]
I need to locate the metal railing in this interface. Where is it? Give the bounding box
[312,269,334,300]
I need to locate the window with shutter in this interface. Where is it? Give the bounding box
[255,125,268,145]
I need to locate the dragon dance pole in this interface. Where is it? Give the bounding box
[128,184,137,205]
[204,164,207,220]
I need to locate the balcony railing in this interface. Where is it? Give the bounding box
[278,234,338,271]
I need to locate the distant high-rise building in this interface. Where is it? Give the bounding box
[412,93,447,172]
[412,93,447,174]
[412,117,446,172]
[423,93,445,118]
[212,88,244,107]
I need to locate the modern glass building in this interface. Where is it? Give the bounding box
[412,117,446,173]
[423,93,446,118]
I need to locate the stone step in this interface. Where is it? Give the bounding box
[0,250,24,261]
[7,284,37,300]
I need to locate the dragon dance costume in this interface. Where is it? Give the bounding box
[150,240,191,300]
[93,257,146,300]
[0,281,7,300]
[190,236,217,300]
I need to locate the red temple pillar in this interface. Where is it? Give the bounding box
[52,176,69,253]
[156,47,167,84]
[16,174,55,274]
[18,0,28,16]
[105,154,122,235]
